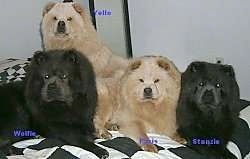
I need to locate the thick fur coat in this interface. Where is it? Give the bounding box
[176,62,240,159]
[0,50,109,159]
[114,56,184,152]
[41,2,128,77]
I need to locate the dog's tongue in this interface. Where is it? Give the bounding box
[63,0,73,3]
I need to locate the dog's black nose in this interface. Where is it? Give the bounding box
[58,21,65,27]
[48,82,57,90]
[202,90,215,104]
[57,21,66,33]
[47,82,61,98]
[144,87,152,95]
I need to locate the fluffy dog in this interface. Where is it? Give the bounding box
[176,62,240,159]
[0,50,109,158]
[41,1,128,77]
[114,56,184,152]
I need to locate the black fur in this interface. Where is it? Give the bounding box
[0,82,30,153]
[0,50,109,158]
[63,0,73,3]
[176,62,240,159]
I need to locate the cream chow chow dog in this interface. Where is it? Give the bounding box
[114,56,185,152]
[41,1,128,77]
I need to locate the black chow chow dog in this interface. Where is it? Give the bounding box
[0,50,109,158]
[176,62,240,159]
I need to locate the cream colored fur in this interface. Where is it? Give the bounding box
[41,2,128,77]
[114,56,184,152]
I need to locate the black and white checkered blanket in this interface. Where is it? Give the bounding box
[5,126,250,159]
[0,59,30,84]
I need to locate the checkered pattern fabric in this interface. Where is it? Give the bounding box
[6,123,250,159]
[0,59,30,85]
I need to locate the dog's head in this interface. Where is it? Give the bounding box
[183,62,240,114]
[122,56,181,105]
[25,49,95,105]
[41,2,91,39]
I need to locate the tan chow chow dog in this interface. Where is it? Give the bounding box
[41,1,128,77]
[114,56,185,152]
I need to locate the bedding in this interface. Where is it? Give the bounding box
[0,59,250,159]
[4,124,250,159]
[0,59,29,84]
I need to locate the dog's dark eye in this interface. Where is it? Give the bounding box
[44,75,49,79]
[61,74,68,79]
[139,79,144,83]
[216,83,222,88]
[53,16,57,20]
[154,79,160,83]
[199,82,205,87]
[67,17,72,21]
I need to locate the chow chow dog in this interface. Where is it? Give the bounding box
[114,56,184,152]
[0,50,109,158]
[176,62,240,159]
[41,1,128,78]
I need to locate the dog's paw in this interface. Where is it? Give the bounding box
[96,129,112,139]
[106,123,120,131]
[172,133,187,144]
[141,144,158,153]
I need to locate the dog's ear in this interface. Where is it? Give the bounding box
[157,59,170,71]
[72,3,85,16]
[33,51,48,65]
[189,62,205,73]
[43,2,56,16]
[158,58,181,83]
[64,49,79,64]
[221,65,235,77]
[128,60,141,71]
[72,3,94,28]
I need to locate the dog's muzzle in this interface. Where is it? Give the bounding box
[57,21,66,34]
[201,90,215,105]
[47,82,61,99]
[143,87,153,99]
